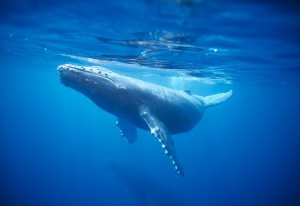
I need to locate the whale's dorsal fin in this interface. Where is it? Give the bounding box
[183,89,191,95]
[138,105,184,176]
[116,118,137,143]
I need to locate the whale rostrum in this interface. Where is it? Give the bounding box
[58,64,232,176]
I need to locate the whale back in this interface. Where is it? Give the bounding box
[113,78,206,134]
[58,64,233,176]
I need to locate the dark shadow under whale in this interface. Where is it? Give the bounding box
[105,160,184,206]
[57,64,232,175]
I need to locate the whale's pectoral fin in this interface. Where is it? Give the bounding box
[116,118,137,143]
[139,106,184,176]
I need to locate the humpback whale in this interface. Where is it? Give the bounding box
[57,64,232,176]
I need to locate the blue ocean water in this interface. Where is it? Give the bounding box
[1,0,300,205]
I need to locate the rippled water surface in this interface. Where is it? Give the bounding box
[1,1,300,206]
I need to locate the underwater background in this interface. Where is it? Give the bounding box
[1,0,300,205]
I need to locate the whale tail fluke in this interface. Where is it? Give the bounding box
[198,90,233,108]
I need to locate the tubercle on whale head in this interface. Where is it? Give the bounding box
[58,64,111,79]
[57,64,117,91]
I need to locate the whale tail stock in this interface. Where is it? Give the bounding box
[197,90,233,108]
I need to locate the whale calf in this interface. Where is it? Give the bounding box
[57,64,232,176]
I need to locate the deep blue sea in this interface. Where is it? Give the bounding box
[1,0,300,206]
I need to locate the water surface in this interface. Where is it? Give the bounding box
[1,0,300,206]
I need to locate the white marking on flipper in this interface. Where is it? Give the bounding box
[116,118,137,144]
[139,105,184,176]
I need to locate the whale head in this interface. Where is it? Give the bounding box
[57,64,119,109]
[58,64,115,87]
